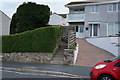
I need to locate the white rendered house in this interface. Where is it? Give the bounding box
[66,0,120,57]
[0,10,11,36]
[48,13,69,26]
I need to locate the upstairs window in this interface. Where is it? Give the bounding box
[108,3,118,12]
[92,5,99,12]
[74,9,85,13]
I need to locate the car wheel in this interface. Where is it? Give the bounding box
[98,74,115,80]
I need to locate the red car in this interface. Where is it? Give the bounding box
[90,57,120,80]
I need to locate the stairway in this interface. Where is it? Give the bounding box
[50,41,67,65]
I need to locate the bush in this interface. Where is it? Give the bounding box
[10,2,50,34]
[2,26,61,53]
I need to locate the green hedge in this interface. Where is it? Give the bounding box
[2,26,61,53]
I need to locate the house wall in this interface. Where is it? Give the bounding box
[62,18,69,26]
[0,11,2,36]
[49,14,62,26]
[49,14,68,26]
[85,4,118,37]
[0,10,11,36]
[68,3,119,37]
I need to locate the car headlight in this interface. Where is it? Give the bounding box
[94,64,106,69]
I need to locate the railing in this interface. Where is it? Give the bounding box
[61,26,76,49]
[68,13,85,22]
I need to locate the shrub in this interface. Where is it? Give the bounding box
[2,26,61,53]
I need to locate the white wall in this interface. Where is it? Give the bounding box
[0,11,2,36]
[48,13,68,26]
[49,14,62,26]
[86,37,119,56]
[73,44,79,65]
[62,18,69,26]
[2,11,11,35]
[0,10,11,36]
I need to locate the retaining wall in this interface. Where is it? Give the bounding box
[2,53,54,63]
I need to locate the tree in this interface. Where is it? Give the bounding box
[10,13,17,34]
[10,2,50,34]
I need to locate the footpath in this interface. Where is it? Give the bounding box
[1,61,91,78]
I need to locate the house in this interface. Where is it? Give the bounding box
[0,10,11,36]
[48,13,69,26]
[65,1,120,56]
[65,0,119,38]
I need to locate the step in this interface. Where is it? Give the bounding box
[50,61,63,64]
[52,58,63,61]
[54,55,64,57]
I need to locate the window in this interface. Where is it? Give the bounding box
[74,9,80,13]
[74,9,84,13]
[114,61,120,67]
[113,4,117,11]
[93,24,99,36]
[80,26,84,33]
[108,3,118,12]
[92,5,99,12]
[107,23,119,36]
[108,4,113,11]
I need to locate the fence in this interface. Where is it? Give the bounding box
[61,26,76,49]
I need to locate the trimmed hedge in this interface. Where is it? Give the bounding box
[2,26,61,53]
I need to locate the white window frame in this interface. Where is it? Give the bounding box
[107,3,118,12]
[91,5,99,13]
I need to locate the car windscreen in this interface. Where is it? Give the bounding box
[104,57,119,63]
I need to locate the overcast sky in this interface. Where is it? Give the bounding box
[0,0,88,18]
[0,0,116,18]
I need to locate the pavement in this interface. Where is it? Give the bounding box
[76,39,115,67]
[2,70,62,78]
[1,61,91,78]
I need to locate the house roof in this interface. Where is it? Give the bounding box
[66,1,95,5]
[66,0,119,6]
[0,10,11,19]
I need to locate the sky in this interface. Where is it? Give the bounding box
[0,0,116,18]
[0,0,87,18]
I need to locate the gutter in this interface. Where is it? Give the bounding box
[65,1,119,7]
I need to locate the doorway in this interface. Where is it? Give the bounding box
[76,25,84,38]
[89,24,99,37]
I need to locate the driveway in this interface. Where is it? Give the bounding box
[75,39,115,67]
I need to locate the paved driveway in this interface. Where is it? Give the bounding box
[75,39,115,67]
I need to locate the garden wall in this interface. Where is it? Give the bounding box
[2,53,54,63]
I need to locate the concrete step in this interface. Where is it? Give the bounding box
[52,58,63,61]
[50,61,63,64]
[54,55,64,57]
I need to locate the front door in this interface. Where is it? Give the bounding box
[76,25,84,38]
[89,24,99,37]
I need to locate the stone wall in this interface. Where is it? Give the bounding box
[2,53,54,63]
